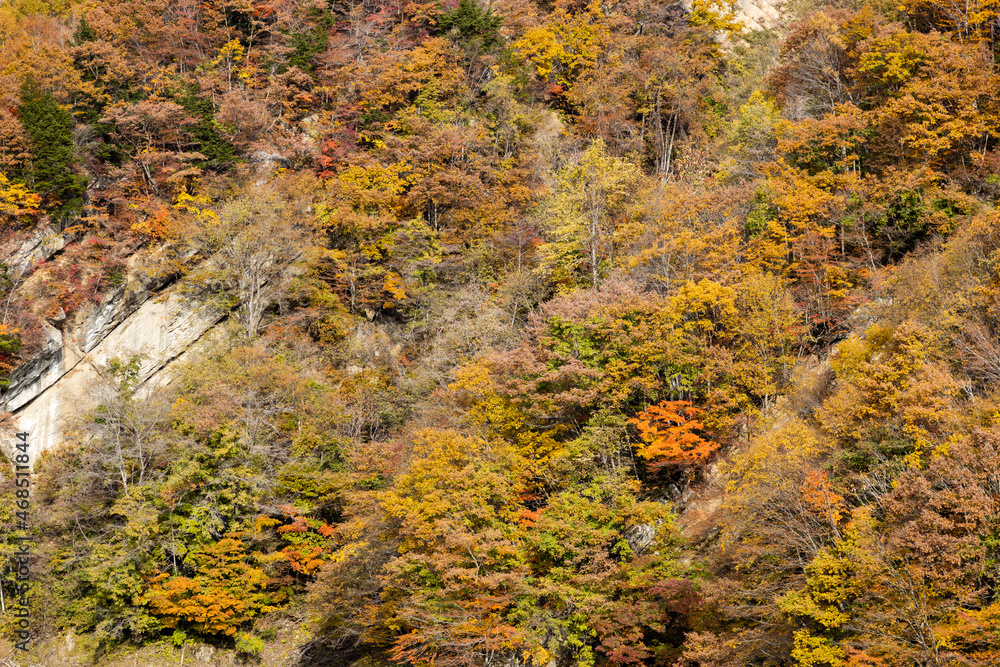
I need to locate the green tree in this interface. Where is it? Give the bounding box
[16,84,87,219]
[178,90,236,170]
[436,0,501,48]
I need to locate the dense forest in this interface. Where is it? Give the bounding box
[1,0,1000,664]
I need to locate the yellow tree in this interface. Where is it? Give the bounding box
[538,139,641,288]
[376,429,527,667]
[512,2,610,90]
[898,0,1000,45]
[0,171,40,227]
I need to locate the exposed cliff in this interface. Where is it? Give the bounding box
[1,235,224,458]
[734,0,783,31]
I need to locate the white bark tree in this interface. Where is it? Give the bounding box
[188,186,310,338]
[538,139,640,288]
[88,355,170,496]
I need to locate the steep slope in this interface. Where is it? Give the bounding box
[1,239,222,457]
[3,0,1000,666]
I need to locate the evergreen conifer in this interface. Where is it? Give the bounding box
[16,84,87,220]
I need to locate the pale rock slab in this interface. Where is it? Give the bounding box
[682,0,785,31]
[734,0,783,31]
[2,285,223,459]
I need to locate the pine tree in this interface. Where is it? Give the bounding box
[179,89,236,170]
[437,0,501,48]
[16,84,87,220]
[73,14,97,44]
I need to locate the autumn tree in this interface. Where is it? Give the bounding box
[145,535,282,639]
[780,432,1000,666]
[539,139,641,288]
[184,181,314,339]
[848,23,1000,177]
[629,400,718,469]
[99,100,202,195]
[316,429,526,666]
[512,480,692,666]
[0,170,40,228]
[768,10,855,117]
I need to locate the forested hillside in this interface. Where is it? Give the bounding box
[1,0,1000,664]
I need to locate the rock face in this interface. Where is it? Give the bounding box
[1,260,225,458]
[682,0,784,31]
[734,0,783,31]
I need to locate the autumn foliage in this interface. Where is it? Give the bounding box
[629,401,719,467]
[4,0,1000,664]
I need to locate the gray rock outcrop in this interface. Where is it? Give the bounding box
[1,248,225,458]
